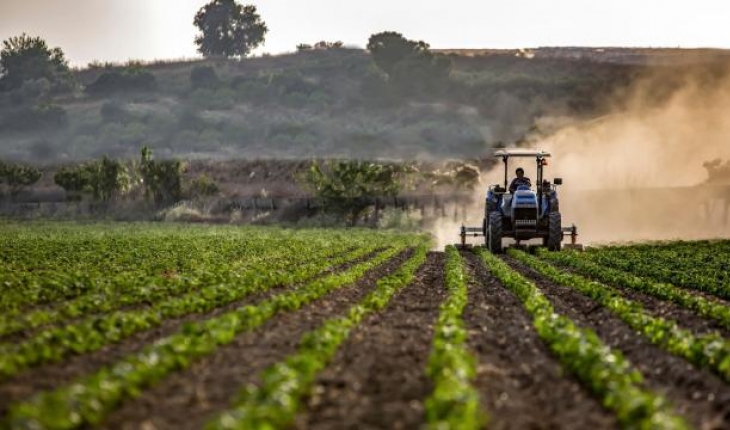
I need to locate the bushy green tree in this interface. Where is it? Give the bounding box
[366,32,452,93]
[303,160,411,225]
[54,157,129,202]
[366,32,429,76]
[0,34,70,91]
[139,147,184,204]
[194,1,268,58]
[0,162,43,199]
[54,164,96,201]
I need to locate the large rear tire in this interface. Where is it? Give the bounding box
[486,211,503,254]
[547,212,562,251]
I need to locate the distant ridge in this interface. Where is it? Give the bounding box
[434,47,730,65]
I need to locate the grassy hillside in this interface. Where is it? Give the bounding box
[0,47,725,163]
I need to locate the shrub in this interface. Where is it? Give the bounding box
[301,160,411,225]
[190,65,219,89]
[0,162,43,198]
[188,87,235,110]
[0,103,68,131]
[188,174,220,198]
[100,101,129,123]
[53,157,130,201]
[85,69,157,96]
[139,146,184,204]
[8,78,51,104]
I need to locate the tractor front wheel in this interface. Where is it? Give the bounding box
[486,211,503,254]
[546,212,562,251]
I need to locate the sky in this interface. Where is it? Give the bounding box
[2,0,730,66]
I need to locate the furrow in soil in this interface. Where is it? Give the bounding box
[294,251,445,430]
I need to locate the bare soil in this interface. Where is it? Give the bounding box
[295,252,445,430]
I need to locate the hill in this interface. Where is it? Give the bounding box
[0,47,727,162]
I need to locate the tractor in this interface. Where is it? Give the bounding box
[459,149,579,252]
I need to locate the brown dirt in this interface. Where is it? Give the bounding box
[294,252,445,430]
[463,251,618,430]
[97,248,414,430]
[0,248,384,416]
[505,256,730,430]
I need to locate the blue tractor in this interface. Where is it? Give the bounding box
[460,149,579,253]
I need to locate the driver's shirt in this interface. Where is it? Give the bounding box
[509,177,532,193]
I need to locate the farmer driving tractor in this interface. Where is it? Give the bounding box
[509,167,532,193]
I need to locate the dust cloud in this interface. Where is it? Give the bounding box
[439,63,730,248]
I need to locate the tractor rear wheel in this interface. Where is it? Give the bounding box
[486,211,503,253]
[546,212,562,251]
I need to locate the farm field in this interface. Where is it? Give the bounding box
[1,223,730,429]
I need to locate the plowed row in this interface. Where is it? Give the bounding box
[1,224,730,429]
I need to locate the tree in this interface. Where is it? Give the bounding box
[0,162,42,199]
[0,34,69,90]
[366,32,452,94]
[366,32,429,76]
[302,160,411,225]
[194,1,268,58]
[53,157,129,202]
[139,147,184,204]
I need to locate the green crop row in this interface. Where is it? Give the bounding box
[205,245,429,429]
[424,246,483,430]
[585,241,730,300]
[0,224,395,313]
[0,241,355,338]
[6,238,423,430]
[0,241,386,380]
[476,248,687,429]
[538,249,730,331]
[0,226,266,311]
[511,249,730,385]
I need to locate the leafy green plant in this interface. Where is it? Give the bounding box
[0,242,387,379]
[511,249,730,385]
[53,156,129,202]
[477,248,686,429]
[0,234,352,337]
[139,146,184,204]
[583,241,730,300]
[424,246,484,429]
[537,248,730,330]
[7,239,419,429]
[0,162,42,199]
[302,160,413,225]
